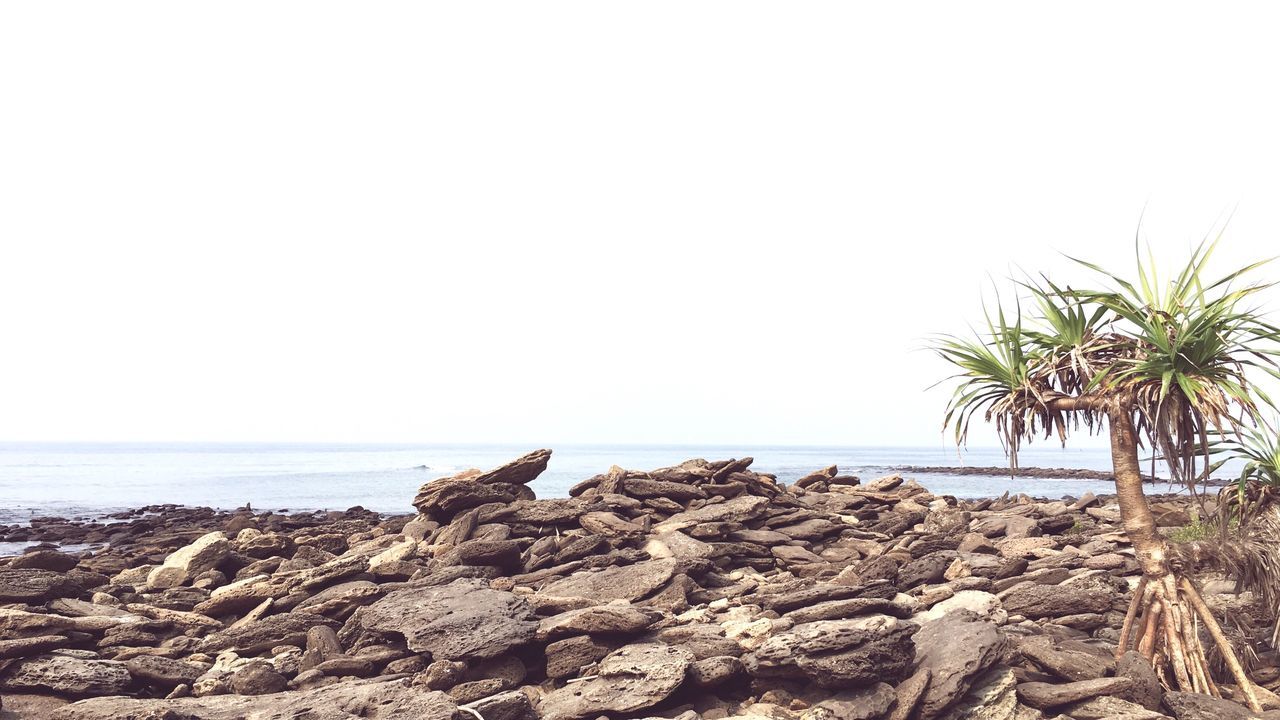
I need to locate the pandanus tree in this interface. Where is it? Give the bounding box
[933,240,1280,710]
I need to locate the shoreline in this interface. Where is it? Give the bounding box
[0,450,1262,719]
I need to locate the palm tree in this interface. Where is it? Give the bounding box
[933,238,1280,710]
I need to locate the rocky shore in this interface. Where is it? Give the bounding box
[2,450,1278,719]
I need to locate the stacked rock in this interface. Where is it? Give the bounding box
[0,450,1276,720]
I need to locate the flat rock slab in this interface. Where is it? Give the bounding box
[653,495,769,533]
[537,604,659,640]
[1017,676,1134,709]
[51,678,459,720]
[747,614,917,689]
[1001,582,1112,618]
[0,654,132,697]
[1162,691,1263,720]
[538,643,694,720]
[474,448,552,485]
[364,578,537,660]
[0,568,81,602]
[537,558,679,602]
[198,611,340,655]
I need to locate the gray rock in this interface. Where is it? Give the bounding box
[914,614,1005,719]
[1065,695,1173,719]
[538,643,693,720]
[1017,677,1134,709]
[1116,650,1163,711]
[1017,635,1114,681]
[544,635,615,679]
[0,654,131,697]
[888,666,932,720]
[124,654,207,689]
[1162,691,1261,720]
[51,678,459,719]
[9,549,79,572]
[537,558,679,603]
[230,661,289,695]
[1001,583,1111,619]
[147,531,231,589]
[463,689,537,720]
[811,682,898,719]
[688,656,744,687]
[747,614,916,689]
[199,611,340,655]
[363,578,536,660]
[0,568,80,602]
[536,604,658,639]
[0,634,73,660]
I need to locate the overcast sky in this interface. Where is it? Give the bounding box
[3,3,1280,447]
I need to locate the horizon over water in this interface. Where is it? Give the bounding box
[0,441,1214,526]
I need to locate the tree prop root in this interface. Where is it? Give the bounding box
[1114,573,1262,712]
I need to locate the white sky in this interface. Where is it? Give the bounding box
[3,3,1280,447]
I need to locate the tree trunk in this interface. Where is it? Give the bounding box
[1108,408,1263,711]
[1109,409,1169,577]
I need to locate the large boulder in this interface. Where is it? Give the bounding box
[146,531,231,589]
[363,578,537,660]
[913,613,1005,719]
[538,643,693,720]
[412,450,551,516]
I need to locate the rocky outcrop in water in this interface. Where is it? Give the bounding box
[1,450,1278,719]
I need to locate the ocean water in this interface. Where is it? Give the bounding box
[0,442,1192,526]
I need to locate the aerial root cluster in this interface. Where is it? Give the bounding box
[1115,573,1263,712]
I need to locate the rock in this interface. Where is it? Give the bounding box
[0,568,80,602]
[474,448,552,485]
[936,666,1020,720]
[462,690,537,720]
[1117,650,1163,710]
[653,495,770,533]
[810,682,898,719]
[538,643,694,720]
[914,614,1005,719]
[1017,677,1134,709]
[50,678,460,719]
[230,661,289,695]
[363,578,537,660]
[747,614,917,689]
[419,659,467,690]
[1065,695,1172,719]
[1017,636,1113,681]
[124,654,207,689]
[199,612,340,655]
[0,654,132,697]
[146,531,231,589]
[545,634,615,679]
[0,634,73,660]
[537,558,680,602]
[689,656,744,687]
[1001,583,1111,618]
[916,590,1007,625]
[537,603,659,639]
[888,667,932,720]
[1162,691,1261,720]
[9,549,79,572]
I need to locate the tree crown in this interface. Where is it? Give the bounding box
[934,237,1280,482]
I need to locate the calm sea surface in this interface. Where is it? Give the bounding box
[0,442,1208,526]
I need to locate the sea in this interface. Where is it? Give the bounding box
[0,442,1210,528]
